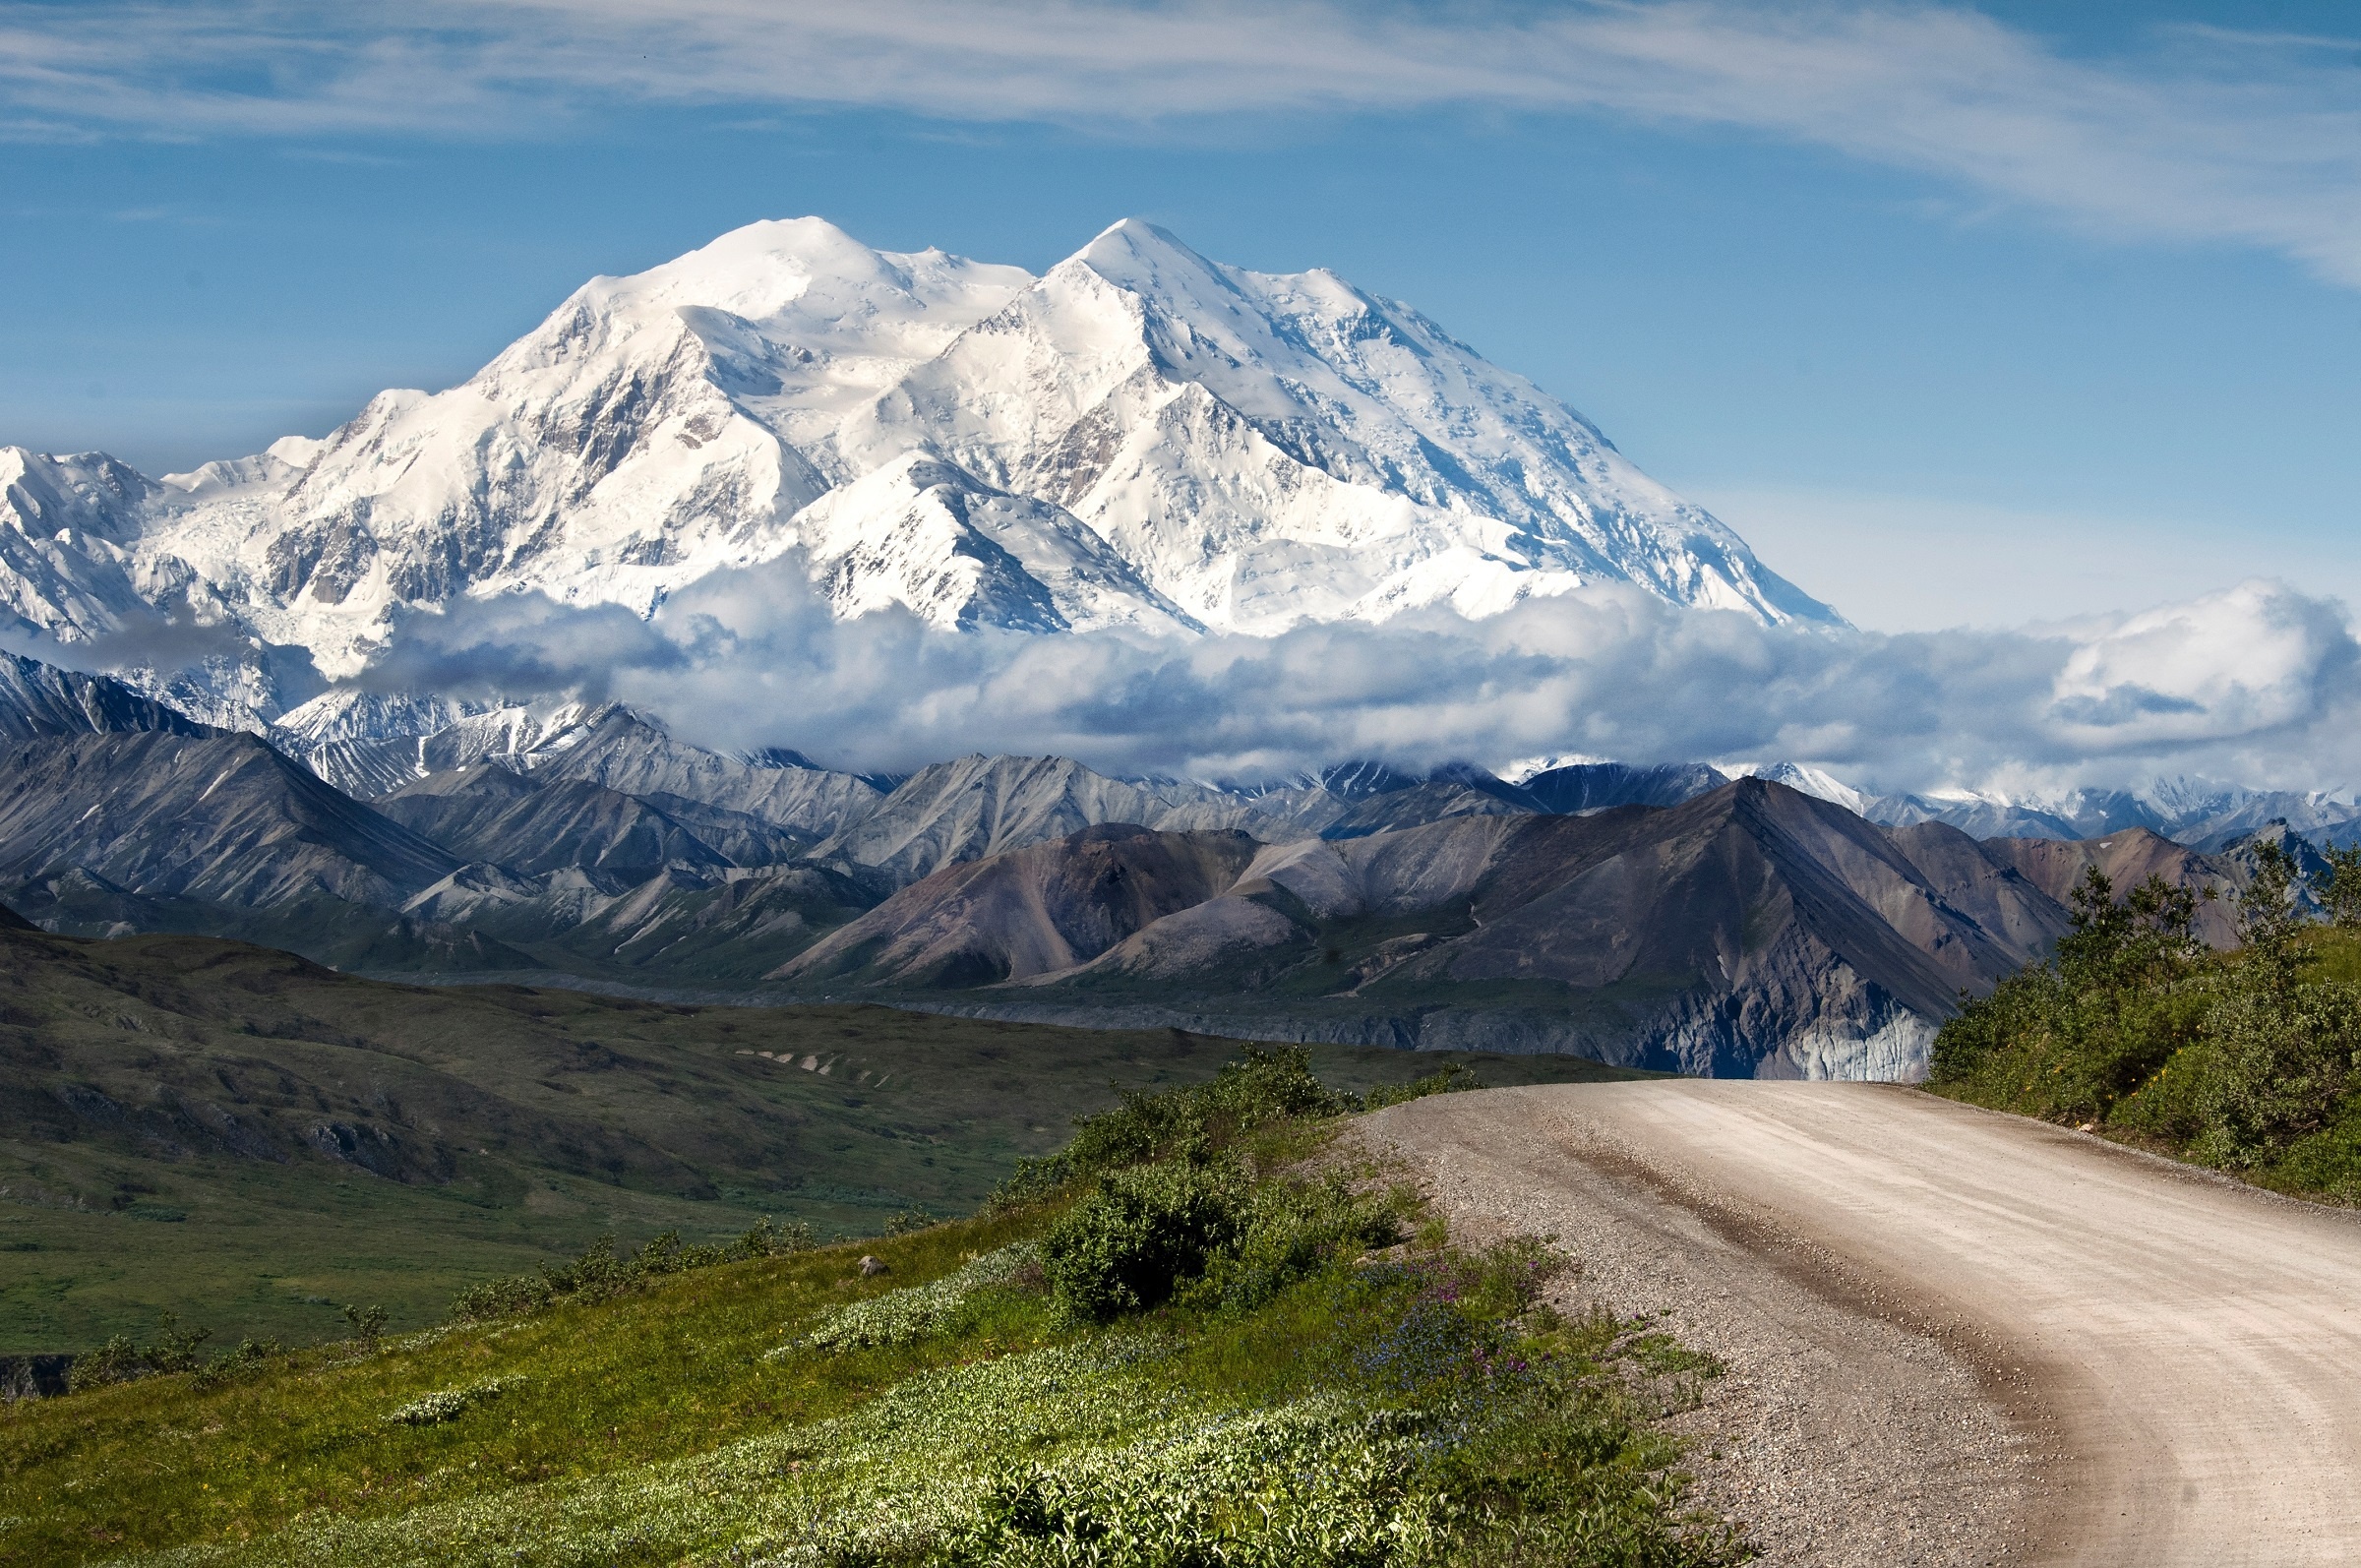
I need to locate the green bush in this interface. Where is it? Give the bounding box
[1362,1057,1485,1112]
[1042,1161,1250,1323]
[987,1044,1477,1216]
[1933,862,2361,1192]
[190,1337,285,1391]
[64,1312,212,1392]
[2317,843,2361,928]
[1194,1173,1404,1314]
[2188,982,2361,1168]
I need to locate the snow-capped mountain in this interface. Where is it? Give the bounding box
[1722,761,2361,850]
[0,216,1835,726]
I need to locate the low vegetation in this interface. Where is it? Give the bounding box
[1930,843,2361,1199]
[0,1047,1738,1566]
[0,923,1645,1350]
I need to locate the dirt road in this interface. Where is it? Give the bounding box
[1363,1082,2361,1567]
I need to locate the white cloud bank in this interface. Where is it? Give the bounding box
[338,561,2361,794]
[4,2,2360,285]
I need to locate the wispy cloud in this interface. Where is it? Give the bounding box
[5,2,2360,283]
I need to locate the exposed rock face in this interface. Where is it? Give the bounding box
[806,756,1251,884]
[524,709,885,837]
[402,859,880,980]
[773,780,2084,1079]
[805,753,1543,885]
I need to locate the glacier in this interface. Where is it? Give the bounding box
[0,215,1836,730]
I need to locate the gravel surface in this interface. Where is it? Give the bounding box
[1361,1086,2042,1567]
[1363,1080,2361,1566]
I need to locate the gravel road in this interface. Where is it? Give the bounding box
[1361,1081,2361,1567]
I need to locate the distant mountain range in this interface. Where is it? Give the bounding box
[0,216,1835,731]
[4,646,2317,1081]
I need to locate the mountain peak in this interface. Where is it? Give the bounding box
[0,216,1839,727]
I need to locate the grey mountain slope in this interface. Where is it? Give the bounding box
[0,732,457,909]
[771,779,2074,1078]
[505,708,886,838]
[410,859,879,981]
[0,650,213,740]
[808,753,1546,885]
[807,755,1254,883]
[1301,781,1536,841]
[1520,761,1726,814]
[377,763,735,881]
[1865,795,2086,842]
[610,792,813,867]
[2179,798,2361,853]
[293,735,435,799]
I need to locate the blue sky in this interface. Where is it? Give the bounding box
[2,0,2357,632]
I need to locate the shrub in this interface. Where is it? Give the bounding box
[2317,843,2361,929]
[1042,1162,1250,1323]
[449,1216,814,1322]
[1192,1173,1404,1313]
[1009,1046,1348,1206]
[2188,982,2361,1168]
[191,1338,285,1391]
[1933,857,2361,1190]
[1362,1058,1486,1112]
[986,1045,1464,1217]
[64,1312,211,1392]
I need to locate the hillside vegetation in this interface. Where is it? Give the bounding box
[0,1050,1739,1567]
[1930,843,2361,1199]
[0,923,1641,1351]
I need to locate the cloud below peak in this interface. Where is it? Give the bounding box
[330,558,2361,797]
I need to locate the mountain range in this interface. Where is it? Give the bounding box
[0,646,2286,1080]
[1,215,2339,1081]
[0,216,1835,733]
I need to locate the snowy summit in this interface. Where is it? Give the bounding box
[0,217,1836,722]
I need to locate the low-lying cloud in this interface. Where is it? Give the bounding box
[353,558,2361,796]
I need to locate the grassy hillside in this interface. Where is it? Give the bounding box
[0,1052,1737,1568]
[1929,853,2361,1201]
[0,926,1644,1352]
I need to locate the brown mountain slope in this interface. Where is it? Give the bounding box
[781,781,2078,1079]
[1980,827,2239,947]
[779,823,1263,989]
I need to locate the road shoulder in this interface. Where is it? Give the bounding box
[1359,1086,2048,1567]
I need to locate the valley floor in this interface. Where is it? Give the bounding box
[1362,1081,2361,1566]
